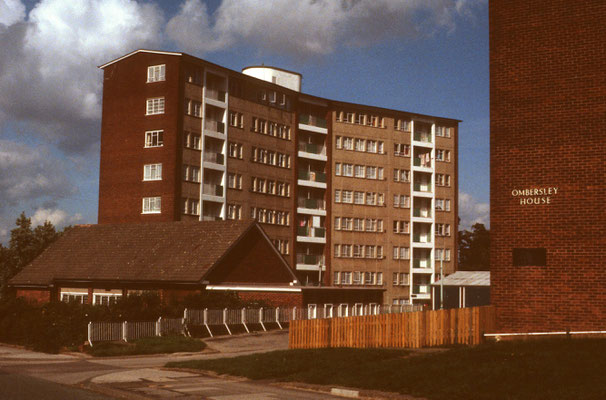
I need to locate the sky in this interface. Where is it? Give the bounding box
[0,0,489,242]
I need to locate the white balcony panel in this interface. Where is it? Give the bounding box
[297,236,326,244]
[297,207,327,217]
[297,179,327,189]
[296,264,327,271]
[298,151,328,162]
[298,123,328,134]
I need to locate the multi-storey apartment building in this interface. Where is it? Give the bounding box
[98,50,459,306]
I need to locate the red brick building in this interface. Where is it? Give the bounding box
[97,50,459,306]
[9,221,383,309]
[490,1,606,332]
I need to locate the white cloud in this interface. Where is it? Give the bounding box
[167,0,485,57]
[0,0,165,153]
[0,0,25,26]
[30,207,82,228]
[458,192,489,230]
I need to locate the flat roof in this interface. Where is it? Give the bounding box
[432,271,490,287]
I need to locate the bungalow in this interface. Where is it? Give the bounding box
[9,221,383,308]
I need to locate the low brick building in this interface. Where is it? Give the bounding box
[9,221,382,308]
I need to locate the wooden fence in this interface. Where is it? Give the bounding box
[289,306,496,349]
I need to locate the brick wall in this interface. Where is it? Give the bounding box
[490,1,606,332]
[238,291,302,307]
[15,289,52,304]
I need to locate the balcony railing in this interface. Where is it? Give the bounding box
[297,226,326,238]
[296,254,325,265]
[205,120,225,134]
[413,258,431,269]
[413,183,432,192]
[413,208,432,218]
[298,143,326,155]
[413,284,430,294]
[413,132,432,143]
[299,114,327,128]
[297,198,326,210]
[413,158,432,168]
[204,152,224,165]
[202,184,224,197]
[205,88,226,102]
[413,233,432,243]
[298,170,327,183]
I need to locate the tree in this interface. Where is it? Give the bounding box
[458,223,490,271]
[0,213,61,300]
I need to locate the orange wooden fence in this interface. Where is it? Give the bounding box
[289,306,496,349]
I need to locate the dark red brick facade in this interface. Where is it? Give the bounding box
[490,1,606,332]
[237,291,302,307]
[15,289,53,304]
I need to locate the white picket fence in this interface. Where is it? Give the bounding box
[87,304,423,345]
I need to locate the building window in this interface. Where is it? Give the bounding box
[393,169,410,182]
[394,143,410,157]
[61,292,88,304]
[183,165,200,182]
[354,191,364,204]
[144,130,163,147]
[436,174,451,187]
[147,64,165,83]
[393,272,409,286]
[143,163,162,181]
[435,248,451,261]
[393,220,409,234]
[185,99,202,117]
[436,223,451,236]
[435,198,451,211]
[227,204,242,220]
[436,149,451,162]
[229,111,244,128]
[228,142,243,159]
[354,165,365,178]
[396,119,410,131]
[435,126,452,138]
[393,246,410,260]
[142,197,161,214]
[93,293,122,306]
[227,173,242,190]
[394,194,410,208]
[146,97,165,115]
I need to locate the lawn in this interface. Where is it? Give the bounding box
[166,338,606,400]
[86,336,206,357]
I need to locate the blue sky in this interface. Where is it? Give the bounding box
[0,0,489,242]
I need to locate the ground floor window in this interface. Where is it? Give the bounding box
[60,292,88,304]
[93,293,122,306]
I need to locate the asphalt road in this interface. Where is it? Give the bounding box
[0,331,346,399]
[0,369,114,400]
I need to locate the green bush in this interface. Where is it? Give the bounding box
[0,292,267,353]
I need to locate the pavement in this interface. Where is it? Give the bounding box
[0,330,353,399]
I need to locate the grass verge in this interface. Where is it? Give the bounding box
[86,336,206,357]
[166,338,606,400]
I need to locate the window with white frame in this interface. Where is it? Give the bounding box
[93,293,122,306]
[342,190,353,203]
[147,64,165,83]
[393,246,410,260]
[435,126,452,137]
[343,137,353,150]
[366,166,377,179]
[354,165,365,178]
[354,191,364,204]
[143,163,162,181]
[342,163,353,177]
[338,303,349,317]
[228,142,243,159]
[394,143,410,157]
[393,220,409,234]
[354,138,365,151]
[394,194,410,208]
[436,223,451,236]
[435,198,451,211]
[436,173,451,187]
[142,197,161,214]
[146,97,165,115]
[227,173,242,189]
[335,136,342,149]
[227,204,241,220]
[393,272,409,286]
[353,271,361,285]
[145,130,163,147]
[396,119,411,131]
[435,248,451,261]
[61,291,88,304]
[366,140,377,153]
[436,149,451,162]
[324,304,334,318]
[393,169,410,182]
[342,271,352,285]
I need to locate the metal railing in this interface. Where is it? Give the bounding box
[298,170,327,183]
[297,198,326,210]
[299,114,327,128]
[87,304,425,345]
[296,253,325,265]
[297,226,326,238]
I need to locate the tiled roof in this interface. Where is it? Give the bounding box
[10,221,257,286]
[432,271,490,287]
